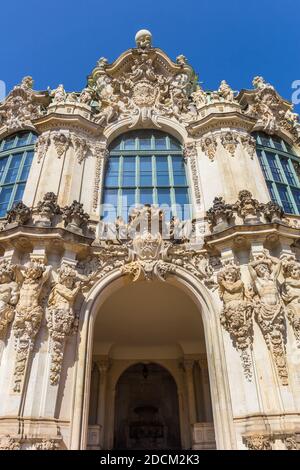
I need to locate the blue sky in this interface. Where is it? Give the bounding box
[0,0,299,111]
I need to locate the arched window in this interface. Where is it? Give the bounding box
[102,130,190,221]
[254,132,300,214]
[0,131,36,217]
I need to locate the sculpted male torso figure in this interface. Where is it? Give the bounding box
[14,263,51,339]
[249,259,282,306]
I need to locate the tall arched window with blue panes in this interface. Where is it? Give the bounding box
[254,132,300,214]
[0,132,36,217]
[102,130,191,222]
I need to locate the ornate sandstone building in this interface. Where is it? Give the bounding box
[0,30,300,450]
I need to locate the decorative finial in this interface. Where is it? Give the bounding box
[135,29,152,49]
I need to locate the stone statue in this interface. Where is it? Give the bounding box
[249,253,288,385]
[191,86,207,109]
[79,87,93,104]
[47,264,86,385]
[252,76,273,90]
[282,257,300,346]
[0,261,19,337]
[13,262,51,392]
[176,54,188,66]
[135,29,152,49]
[97,57,109,69]
[19,76,33,91]
[218,80,234,101]
[218,262,253,378]
[49,84,66,103]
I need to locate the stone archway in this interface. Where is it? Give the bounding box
[70,266,235,450]
[85,277,219,450]
[113,363,181,450]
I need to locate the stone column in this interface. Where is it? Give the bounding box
[184,359,197,425]
[96,359,110,448]
[198,358,213,422]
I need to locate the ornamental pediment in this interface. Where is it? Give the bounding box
[0,77,49,137]
[85,30,199,127]
[237,76,300,144]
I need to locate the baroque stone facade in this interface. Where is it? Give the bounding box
[0,30,299,450]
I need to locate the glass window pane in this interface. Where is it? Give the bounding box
[276,184,294,213]
[272,136,284,151]
[102,189,118,221]
[155,137,167,150]
[3,136,16,150]
[13,183,25,204]
[280,157,296,186]
[291,188,300,212]
[172,156,186,185]
[265,152,283,183]
[260,134,271,147]
[157,188,171,206]
[105,156,119,187]
[257,150,269,179]
[4,154,23,183]
[121,188,136,221]
[122,156,136,186]
[174,188,190,219]
[124,138,136,150]
[17,133,29,147]
[170,137,181,150]
[140,156,152,186]
[156,156,169,186]
[139,138,152,150]
[0,157,8,181]
[266,182,277,202]
[140,188,153,205]
[0,186,13,217]
[20,151,34,180]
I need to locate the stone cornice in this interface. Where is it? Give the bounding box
[0,225,94,255]
[187,111,256,137]
[205,221,300,250]
[34,112,103,138]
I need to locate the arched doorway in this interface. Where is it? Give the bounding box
[86,278,217,450]
[114,363,181,450]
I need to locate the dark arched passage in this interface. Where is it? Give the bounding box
[114,362,181,450]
